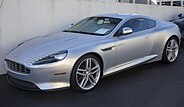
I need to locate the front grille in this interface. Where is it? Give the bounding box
[6,59,31,74]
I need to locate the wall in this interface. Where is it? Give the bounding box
[0,0,184,74]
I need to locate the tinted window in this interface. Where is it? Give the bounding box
[146,19,156,29]
[123,18,147,32]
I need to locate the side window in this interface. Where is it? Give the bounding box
[146,19,156,29]
[123,18,147,32]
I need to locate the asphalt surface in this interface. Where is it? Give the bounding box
[0,42,184,107]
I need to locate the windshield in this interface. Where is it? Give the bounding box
[64,17,122,36]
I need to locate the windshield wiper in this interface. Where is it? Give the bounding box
[63,30,104,36]
[63,30,80,33]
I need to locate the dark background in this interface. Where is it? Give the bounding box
[0,42,183,107]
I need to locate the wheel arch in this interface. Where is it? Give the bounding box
[163,35,180,49]
[161,34,180,63]
[69,52,104,91]
[170,35,180,44]
[71,52,104,78]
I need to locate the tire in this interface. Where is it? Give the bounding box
[70,54,102,92]
[162,37,179,63]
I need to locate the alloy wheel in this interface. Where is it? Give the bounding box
[76,58,101,90]
[166,39,179,62]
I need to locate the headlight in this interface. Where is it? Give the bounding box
[32,50,68,65]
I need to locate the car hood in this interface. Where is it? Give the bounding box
[6,32,102,64]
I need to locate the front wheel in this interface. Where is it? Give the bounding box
[162,37,179,63]
[70,55,102,92]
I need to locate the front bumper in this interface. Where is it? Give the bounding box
[5,59,74,91]
[7,75,40,91]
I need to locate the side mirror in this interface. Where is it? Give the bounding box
[120,27,133,35]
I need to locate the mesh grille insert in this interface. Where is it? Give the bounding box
[6,59,30,74]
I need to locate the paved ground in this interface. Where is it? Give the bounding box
[0,42,184,107]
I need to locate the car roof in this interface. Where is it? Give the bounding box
[97,13,142,19]
[96,13,156,21]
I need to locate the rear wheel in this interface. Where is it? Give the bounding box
[162,37,179,63]
[70,55,102,92]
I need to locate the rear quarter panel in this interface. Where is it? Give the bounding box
[151,21,181,53]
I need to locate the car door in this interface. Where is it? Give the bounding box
[115,18,153,67]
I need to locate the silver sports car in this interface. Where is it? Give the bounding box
[5,14,181,92]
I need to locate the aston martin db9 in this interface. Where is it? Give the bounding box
[5,14,181,92]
